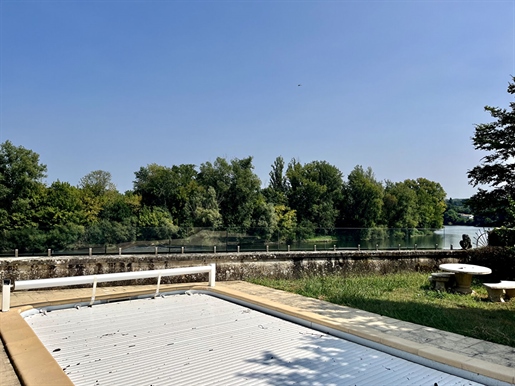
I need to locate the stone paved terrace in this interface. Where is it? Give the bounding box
[1,281,514,385]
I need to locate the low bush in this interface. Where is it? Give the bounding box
[466,246,515,281]
[488,227,515,247]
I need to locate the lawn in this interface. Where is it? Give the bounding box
[248,272,515,347]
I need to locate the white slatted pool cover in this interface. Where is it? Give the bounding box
[25,293,481,386]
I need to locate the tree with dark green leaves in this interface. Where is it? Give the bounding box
[286,159,343,235]
[262,156,288,205]
[136,206,178,241]
[340,165,384,229]
[383,180,419,229]
[133,163,198,227]
[187,186,222,228]
[39,181,86,250]
[198,156,262,231]
[468,76,515,227]
[404,178,446,229]
[0,141,47,251]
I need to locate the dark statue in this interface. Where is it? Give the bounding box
[459,234,472,250]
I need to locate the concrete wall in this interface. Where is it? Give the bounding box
[0,250,467,287]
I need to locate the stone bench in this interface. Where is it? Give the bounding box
[429,272,455,291]
[483,281,515,302]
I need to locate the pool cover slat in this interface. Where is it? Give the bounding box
[25,293,482,386]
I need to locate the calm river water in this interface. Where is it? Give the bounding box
[434,225,490,250]
[282,225,490,251]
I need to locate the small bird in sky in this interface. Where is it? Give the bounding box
[298,84,302,86]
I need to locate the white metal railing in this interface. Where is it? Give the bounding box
[1,264,216,312]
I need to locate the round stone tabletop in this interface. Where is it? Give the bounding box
[439,263,492,275]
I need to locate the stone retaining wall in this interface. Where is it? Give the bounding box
[0,250,468,287]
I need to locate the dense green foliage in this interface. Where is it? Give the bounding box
[0,141,449,252]
[467,246,515,280]
[467,76,515,227]
[249,272,515,347]
[443,198,474,226]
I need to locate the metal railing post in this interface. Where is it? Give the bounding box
[155,273,162,297]
[14,249,18,258]
[90,276,98,306]
[2,279,11,312]
[209,263,216,287]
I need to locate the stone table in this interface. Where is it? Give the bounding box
[439,263,492,294]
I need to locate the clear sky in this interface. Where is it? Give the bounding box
[1,1,513,198]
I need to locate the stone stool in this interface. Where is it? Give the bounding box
[484,281,515,302]
[429,272,455,291]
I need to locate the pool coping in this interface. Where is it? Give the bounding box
[1,281,514,385]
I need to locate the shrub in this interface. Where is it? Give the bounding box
[467,246,515,281]
[488,227,515,247]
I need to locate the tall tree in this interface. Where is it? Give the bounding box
[0,140,47,225]
[404,178,446,229]
[197,158,232,207]
[286,159,343,233]
[133,163,198,226]
[467,76,515,226]
[383,180,419,229]
[79,170,117,196]
[0,141,47,251]
[187,186,222,228]
[40,181,85,227]
[78,170,119,224]
[263,156,288,205]
[198,157,262,230]
[341,166,384,228]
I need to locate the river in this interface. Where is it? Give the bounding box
[282,225,490,251]
[434,225,490,250]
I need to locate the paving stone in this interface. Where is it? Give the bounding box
[0,342,21,386]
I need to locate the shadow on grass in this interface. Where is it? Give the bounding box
[310,291,515,347]
[249,276,515,347]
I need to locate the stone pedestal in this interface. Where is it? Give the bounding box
[454,272,473,294]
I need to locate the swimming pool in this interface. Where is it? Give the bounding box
[24,292,484,385]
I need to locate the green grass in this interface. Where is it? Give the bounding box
[303,235,338,243]
[248,272,515,347]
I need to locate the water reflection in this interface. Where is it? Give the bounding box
[257,226,489,251]
[434,225,490,250]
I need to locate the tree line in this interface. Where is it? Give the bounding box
[4,75,515,253]
[0,141,447,252]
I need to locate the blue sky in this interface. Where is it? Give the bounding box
[1,1,513,198]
